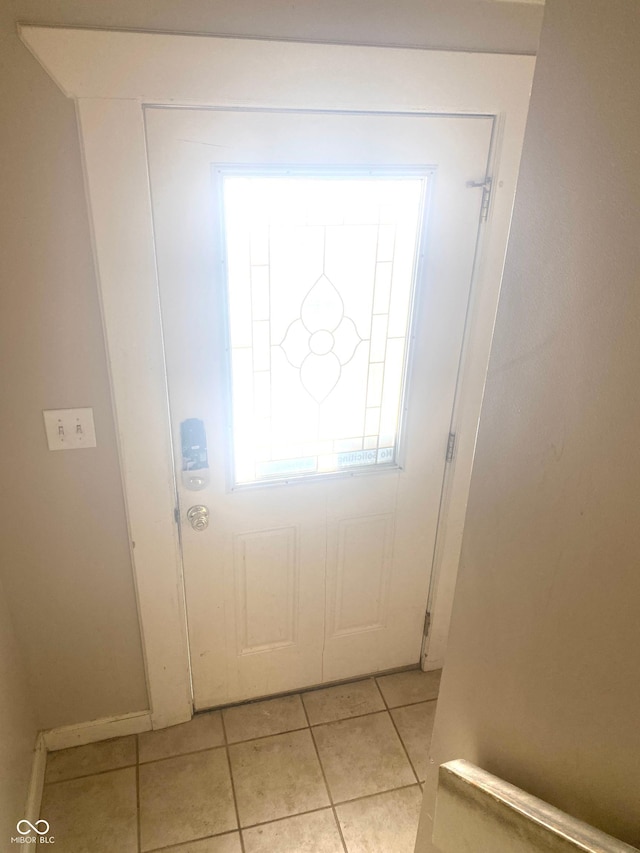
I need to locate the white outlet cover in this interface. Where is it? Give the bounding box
[43,407,97,450]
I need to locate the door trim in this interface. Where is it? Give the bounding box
[20,24,534,727]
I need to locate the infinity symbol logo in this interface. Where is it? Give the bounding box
[16,820,50,835]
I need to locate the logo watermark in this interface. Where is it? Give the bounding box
[11,820,55,845]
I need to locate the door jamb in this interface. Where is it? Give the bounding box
[20,25,534,727]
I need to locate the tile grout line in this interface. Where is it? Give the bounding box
[239,803,335,833]
[375,679,438,790]
[237,781,426,831]
[387,711,423,785]
[42,760,139,786]
[224,722,310,749]
[374,677,422,785]
[371,676,386,705]
[145,830,241,853]
[220,712,246,853]
[383,696,439,711]
[332,781,424,810]
[301,693,349,853]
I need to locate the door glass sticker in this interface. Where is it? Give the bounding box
[221,173,426,485]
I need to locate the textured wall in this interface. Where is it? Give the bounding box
[0,578,38,838]
[13,0,543,53]
[0,0,542,731]
[0,2,148,729]
[418,0,640,848]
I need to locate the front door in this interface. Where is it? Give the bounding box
[146,107,491,710]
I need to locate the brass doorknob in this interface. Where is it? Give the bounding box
[186,505,209,531]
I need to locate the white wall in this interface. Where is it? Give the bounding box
[0,578,38,841]
[11,0,543,53]
[418,0,640,848]
[0,0,149,730]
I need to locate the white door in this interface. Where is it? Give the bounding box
[146,107,491,710]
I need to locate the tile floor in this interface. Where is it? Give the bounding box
[40,668,441,853]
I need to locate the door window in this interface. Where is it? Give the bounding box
[220,171,428,485]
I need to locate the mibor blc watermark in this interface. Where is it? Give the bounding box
[11,820,55,845]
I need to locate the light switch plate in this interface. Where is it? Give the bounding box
[43,407,97,450]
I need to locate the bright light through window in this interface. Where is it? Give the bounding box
[221,172,426,485]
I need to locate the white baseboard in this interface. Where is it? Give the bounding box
[43,709,152,752]
[25,732,47,822]
[23,711,153,819]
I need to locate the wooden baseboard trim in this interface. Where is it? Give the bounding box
[25,732,47,821]
[42,710,152,752]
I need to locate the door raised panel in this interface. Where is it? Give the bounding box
[234,526,298,655]
[330,513,394,637]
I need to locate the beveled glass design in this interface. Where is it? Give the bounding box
[221,173,426,485]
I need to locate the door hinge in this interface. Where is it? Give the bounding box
[467,176,493,222]
[423,610,431,638]
[446,432,456,463]
[174,507,180,525]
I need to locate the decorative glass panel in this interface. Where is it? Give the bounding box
[221,172,426,485]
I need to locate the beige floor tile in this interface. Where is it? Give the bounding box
[229,728,329,826]
[302,678,385,725]
[312,711,415,802]
[40,767,137,853]
[242,809,344,853]
[376,669,441,708]
[44,735,136,783]
[223,694,307,744]
[391,700,437,781]
[336,785,423,853]
[156,833,242,853]
[139,710,224,763]
[139,747,236,851]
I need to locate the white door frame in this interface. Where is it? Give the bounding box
[21,25,534,729]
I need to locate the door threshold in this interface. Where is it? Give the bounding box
[194,662,422,715]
